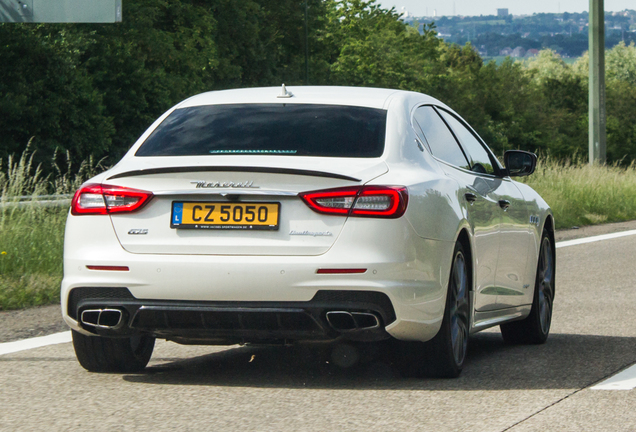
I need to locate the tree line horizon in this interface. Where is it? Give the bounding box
[1,0,636,174]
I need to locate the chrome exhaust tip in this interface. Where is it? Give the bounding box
[351,312,380,330]
[326,311,357,331]
[326,311,380,331]
[80,309,124,329]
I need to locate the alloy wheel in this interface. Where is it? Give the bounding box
[537,237,554,335]
[449,250,469,366]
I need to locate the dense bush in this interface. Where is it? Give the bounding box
[2,0,636,168]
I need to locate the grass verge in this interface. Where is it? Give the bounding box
[0,147,103,311]
[0,207,68,310]
[523,157,636,229]
[0,274,63,310]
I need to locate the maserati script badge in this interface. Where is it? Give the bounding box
[191,181,259,189]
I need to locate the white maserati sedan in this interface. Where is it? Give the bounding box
[61,86,555,378]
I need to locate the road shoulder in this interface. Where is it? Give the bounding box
[0,304,67,343]
[555,219,636,242]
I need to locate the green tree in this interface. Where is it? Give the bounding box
[327,0,440,88]
[573,42,636,162]
[74,0,220,162]
[525,49,572,84]
[0,24,113,165]
[4,0,636,170]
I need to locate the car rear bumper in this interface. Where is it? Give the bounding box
[61,214,454,343]
[65,287,397,344]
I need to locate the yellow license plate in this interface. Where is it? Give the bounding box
[171,202,280,230]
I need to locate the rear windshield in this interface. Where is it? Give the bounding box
[135,104,387,158]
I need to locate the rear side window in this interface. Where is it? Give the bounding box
[437,110,497,175]
[413,106,470,170]
[135,104,387,158]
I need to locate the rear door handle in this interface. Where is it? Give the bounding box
[498,200,511,210]
[465,192,477,203]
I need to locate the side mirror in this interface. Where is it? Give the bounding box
[504,150,537,177]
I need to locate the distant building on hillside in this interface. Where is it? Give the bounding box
[497,8,509,17]
[499,47,512,56]
[399,7,414,23]
[526,49,540,58]
[511,46,526,57]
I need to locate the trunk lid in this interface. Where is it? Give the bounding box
[105,157,387,256]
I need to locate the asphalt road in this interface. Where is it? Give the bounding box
[2,226,636,431]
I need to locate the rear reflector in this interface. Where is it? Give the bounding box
[71,184,153,215]
[316,268,367,274]
[300,186,408,218]
[86,265,130,271]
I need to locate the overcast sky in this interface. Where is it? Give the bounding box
[377,1,634,17]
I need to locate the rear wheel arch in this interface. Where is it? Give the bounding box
[540,214,556,298]
[455,228,474,294]
[543,214,555,242]
[397,238,471,378]
[500,226,554,344]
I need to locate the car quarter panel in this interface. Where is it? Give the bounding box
[381,93,465,244]
[512,181,554,296]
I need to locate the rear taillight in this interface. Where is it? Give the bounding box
[300,186,408,218]
[71,184,154,215]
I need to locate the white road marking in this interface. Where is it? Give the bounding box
[0,331,71,356]
[557,228,636,390]
[591,364,636,390]
[555,229,636,249]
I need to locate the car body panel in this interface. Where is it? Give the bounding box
[494,179,534,308]
[61,86,552,347]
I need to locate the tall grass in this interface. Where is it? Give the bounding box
[0,145,104,310]
[523,157,636,229]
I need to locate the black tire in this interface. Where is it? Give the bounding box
[398,241,470,378]
[500,229,555,344]
[72,330,155,373]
